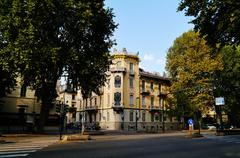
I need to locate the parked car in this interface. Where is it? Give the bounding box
[202,124,216,130]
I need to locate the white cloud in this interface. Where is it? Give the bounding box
[143,53,154,61]
[156,58,165,66]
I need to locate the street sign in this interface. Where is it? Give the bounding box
[215,97,225,105]
[188,119,194,125]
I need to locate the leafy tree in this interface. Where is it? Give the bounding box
[218,45,240,126]
[0,0,116,132]
[166,30,223,118]
[178,0,240,47]
[0,23,17,107]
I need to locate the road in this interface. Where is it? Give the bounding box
[25,133,240,158]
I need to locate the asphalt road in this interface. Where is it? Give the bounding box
[27,134,240,158]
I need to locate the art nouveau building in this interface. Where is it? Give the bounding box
[0,49,178,132]
[66,49,179,131]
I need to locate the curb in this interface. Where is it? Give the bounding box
[63,134,91,141]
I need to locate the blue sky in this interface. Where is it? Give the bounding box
[104,0,193,75]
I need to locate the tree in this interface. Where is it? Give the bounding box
[0,29,17,100]
[217,45,240,126]
[166,30,223,117]
[178,0,240,47]
[0,0,117,132]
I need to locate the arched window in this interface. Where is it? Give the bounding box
[114,75,121,88]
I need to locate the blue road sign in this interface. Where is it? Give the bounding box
[188,119,193,125]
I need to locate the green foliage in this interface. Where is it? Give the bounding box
[166,30,223,116]
[0,0,117,132]
[218,45,240,126]
[178,0,240,46]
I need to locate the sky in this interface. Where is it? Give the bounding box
[104,0,194,75]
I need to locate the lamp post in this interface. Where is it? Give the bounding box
[161,99,165,133]
[135,97,140,131]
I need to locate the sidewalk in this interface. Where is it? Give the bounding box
[0,130,218,144]
[0,134,58,144]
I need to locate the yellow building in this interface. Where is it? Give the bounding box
[74,49,179,131]
[0,49,178,132]
[0,79,59,132]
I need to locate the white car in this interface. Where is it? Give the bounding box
[206,124,216,130]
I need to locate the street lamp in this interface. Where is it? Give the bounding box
[135,97,140,131]
[161,98,165,133]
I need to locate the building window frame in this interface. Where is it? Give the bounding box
[130,111,133,122]
[142,112,146,122]
[114,75,121,88]
[129,76,134,89]
[20,84,27,97]
[142,80,145,91]
[142,96,145,108]
[129,94,134,106]
[150,82,154,91]
[151,97,154,106]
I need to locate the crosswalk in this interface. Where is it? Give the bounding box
[203,134,240,144]
[0,137,58,158]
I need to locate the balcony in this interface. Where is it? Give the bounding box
[110,67,126,73]
[140,89,150,96]
[158,91,168,98]
[112,103,124,112]
[149,105,161,112]
[85,105,98,112]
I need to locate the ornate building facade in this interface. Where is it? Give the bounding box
[71,49,179,131]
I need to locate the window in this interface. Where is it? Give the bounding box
[129,77,134,88]
[151,113,154,122]
[151,97,154,106]
[130,111,133,122]
[99,113,101,121]
[20,84,27,97]
[142,80,145,91]
[142,112,146,122]
[129,95,134,106]
[142,96,145,107]
[129,63,134,75]
[94,98,97,106]
[90,99,92,106]
[114,75,121,88]
[150,82,154,91]
[72,95,75,100]
[129,63,134,71]
[159,83,162,92]
[114,92,121,106]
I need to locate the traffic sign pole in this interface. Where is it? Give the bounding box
[188,119,194,136]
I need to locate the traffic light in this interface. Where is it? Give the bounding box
[56,104,61,113]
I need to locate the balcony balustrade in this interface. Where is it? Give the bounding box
[158,91,168,98]
[110,67,126,73]
[112,102,124,112]
[85,105,98,111]
[149,105,161,112]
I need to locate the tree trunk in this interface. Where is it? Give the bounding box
[36,81,56,133]
[37,100,49,133]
